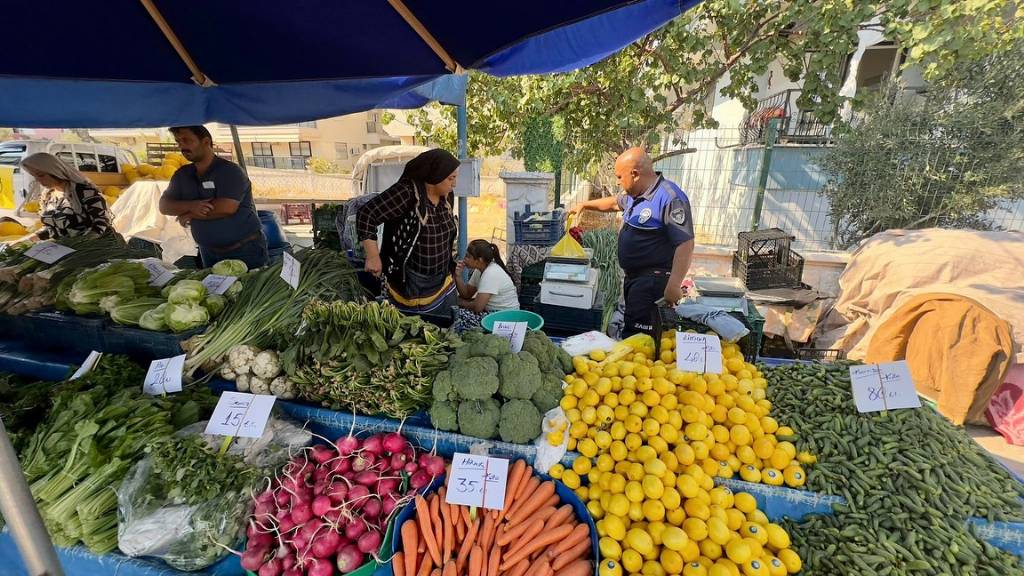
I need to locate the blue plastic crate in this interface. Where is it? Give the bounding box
[533,295,603,336]
[102,325,203,361]
[513,209,565,245]
[13,311,109,356]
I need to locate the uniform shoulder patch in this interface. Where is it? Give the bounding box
[669,199,688,226]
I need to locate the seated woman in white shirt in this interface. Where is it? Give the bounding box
[453,239,519,331]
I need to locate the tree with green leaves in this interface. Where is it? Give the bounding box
[409,0,1021,177]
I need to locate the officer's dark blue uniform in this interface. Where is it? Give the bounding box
[617,173,694,335]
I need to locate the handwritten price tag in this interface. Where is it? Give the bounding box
[492,321,528,353]
[281,252,300,289]
[445,453,509,510]
[675,332,723,374]
[70,351,102,380]
[202,274,237,295]
[850,361,921,413]
[142,354,186,395]
[24,241,75,264]
[204,391,276,439]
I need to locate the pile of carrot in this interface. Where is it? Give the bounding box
[394,460,593,576]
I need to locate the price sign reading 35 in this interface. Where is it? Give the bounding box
[444,453,509,510]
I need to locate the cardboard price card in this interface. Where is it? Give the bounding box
[25,241,75,264]
[201,274,238,295]
[445,453,509,511]
[142,354,186,395]
[140,258,175,287]
[492,321,528,353]
[281,252,300,289]
[205,391,276,439]
[850,361,921,413]
[675,332,723,374]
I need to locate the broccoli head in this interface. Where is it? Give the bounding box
[468,333,513,360]
[498,351,542,400]
[499,399,542,444]
[532,374,565,413]
[429,400,459,432]
[458,398,501,439]
[451,357,500,400]
[432,370,456,402]
[522,332,555,370]
[557,346,573,374]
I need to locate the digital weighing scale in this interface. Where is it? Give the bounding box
[542,250,593,283]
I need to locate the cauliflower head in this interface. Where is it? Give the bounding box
[430,400,460,432]
[227,345,259,374]
[499,399,542,444]
[498,351,541,400]
[458,398,501,439]
[252,349,281,379]
[451,357,500,401]
[250,376,271,395]
[531,374,564,413]
[269,376,296,399]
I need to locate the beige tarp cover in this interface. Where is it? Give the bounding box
[817,229,1024,424]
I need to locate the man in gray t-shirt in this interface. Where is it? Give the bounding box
[159,126,267,268]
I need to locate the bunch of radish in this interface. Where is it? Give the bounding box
[241,430,446,576]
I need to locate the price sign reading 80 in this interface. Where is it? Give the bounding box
[205,391,276,439]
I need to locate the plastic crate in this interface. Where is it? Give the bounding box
[517,261,546,310]
[796,348,846,363]
[653,303,764,362]
[736,227,794,263]
[731,249,804,290]
[103,325,203,361]
[513,208,565,245]
[17,311,109,356]
[533,295,603,335]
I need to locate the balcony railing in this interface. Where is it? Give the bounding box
[246,156,309,170]
[740,89,833,146]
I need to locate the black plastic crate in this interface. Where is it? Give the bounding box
[796,348,846,363]
[513,209,565,245]
[653,304,765,362]
[533,295,603,335]
[731,249,804,290]
[518,261,546,311]
[736,228,794,264]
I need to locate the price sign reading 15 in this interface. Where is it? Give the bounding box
[205,391,276,439]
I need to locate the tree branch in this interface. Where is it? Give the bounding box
[652,148,697,163]
[547,85,604,115]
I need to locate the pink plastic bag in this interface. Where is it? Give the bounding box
[986,364,1024,445]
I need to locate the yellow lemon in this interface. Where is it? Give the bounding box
[603,514,628,540]
[736,445,756,465]
[700,538,723,561]
[662,526,689,551]
[707,516,732,545]
[642,475,666,499]
[625,481,645,503]
[759,417,779,434]
[775,426,795,438]
[684,562,709,576]
[709,565,731,576]
[600,536,623,560]
[648,436,669,455]
[661,549,684,575]
[622,549,644,573]
[562,469,581,489]
[684,499,711,521]
[683,517,709,542]
[625,433,643,451]
[643,499,667,522]
[608,493,631,517]
[741,558,770,576]
[734,492,757,514]
[676,444,697,466]
[741,522,768,546]
[636,445,658,462]
[782,465,806,487]
[578,438,599,458]
[548,463,565,479]
[727,407,748,425]
[725,538,752,564]
[762,468,784,486]
[573,456,593,475]
[739,465,762,483]
[599,559,624,576]
[625,528,655,557]
[797,451,817,465]
[753,437,776,460]
[610,440,629,462]
[765,523,791,551]
[747,510,770,527]
[725,508,746,531]
[590,349,607,361]
[777,549,801,574]
[766,557,787,576]
[677,474,700,498]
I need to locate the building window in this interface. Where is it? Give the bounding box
[289,141,312,157]
[251,142,273,157]
[335,142,349,161]
[98,154,118,173]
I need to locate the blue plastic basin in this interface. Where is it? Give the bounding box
[481,309,544,332]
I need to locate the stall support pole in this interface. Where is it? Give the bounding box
[456,104,469,258]
[0,418,63,576]
[751,118,779,230]
[230,125,249,178]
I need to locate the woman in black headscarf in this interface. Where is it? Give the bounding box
[356,149,461,314]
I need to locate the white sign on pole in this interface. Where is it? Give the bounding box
[70,351,102,380]
[492,321,528,353]
[445,452,509,510]
[24,241,75,264]
[281,252,300,289]
[142,354,186,395]
[849,361,921,413]
[201,274,238,295]
[204,392,276,439]
[675,332,723,374]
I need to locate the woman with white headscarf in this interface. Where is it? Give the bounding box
[20,152,111,240]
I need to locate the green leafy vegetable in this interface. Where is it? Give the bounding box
[166,302,210,333]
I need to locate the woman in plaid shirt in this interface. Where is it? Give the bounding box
[357,149,461,314]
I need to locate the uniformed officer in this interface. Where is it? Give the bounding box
[570,148,695,336]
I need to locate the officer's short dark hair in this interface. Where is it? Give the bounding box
[169,125,213,144]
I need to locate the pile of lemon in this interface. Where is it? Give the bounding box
[124,152,188,184]
[548,335,811,576]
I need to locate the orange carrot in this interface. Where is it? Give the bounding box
[419,538,425,555]
[394,552,406,576]
[553,560,592,576]
[460,506,472,528]
[415,495,442,567]
[529,556,553,576]
[506,481,556,526]
[430,495,443,556]
[439,491,453,562]
[417,558,433,576]
[469,545,484,576]
[544,504,574,530]
[508,558,531,576]
[505,476,539,521]
[402,519,419,576]
[499,459,527,522]
[543,492,560,509]
[547,524,589,557]
[505,518,546,560]
[514,470,536,502]
[496,515,539,547]
[487,541,501,576]
[479,512,495,552]
[530,505,557,526]
[479,545,489,576]
[455,511,466,540]
[456,516,480,574]
[550,539,590,571]
[442,560,456,576]
[429,570,441,576]
[500,525,574,570]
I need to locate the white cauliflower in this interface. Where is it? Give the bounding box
[249,376,271,395]
[219,365,237,381]
[227,345,259,375]
[269,376,297,400]
[252,350,281,379]
[235,373,251,392]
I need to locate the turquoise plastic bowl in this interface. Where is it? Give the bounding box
[481,309,544,332]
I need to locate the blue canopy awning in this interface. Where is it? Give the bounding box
[0,0,698,127]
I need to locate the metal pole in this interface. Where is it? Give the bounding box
[229,125,249,177]
[0,418,63,576]
[456,104,469,258]
[751,118,779,230]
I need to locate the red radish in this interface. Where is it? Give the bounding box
[256,490,275,504]
[247,530,274,549]
[362,496,382,519]
[331,457,351,475]
[389,452,407,471]
[291,502,312,525]
[278,514,296,534]
[311,529,342,558]
[410,470,432,490]
[283,570,302,576]
[258,558,282,576]
[335,545,364,574]
[347,485,370,507]
[382,495,400,517]
[323,508,344,526]
[336,435,359,457]
[351,454,375,472]
[357,528,382,554]
[327,482,349,502]
[311,495,333,517]
[344,520,367,540]
[310,557,336,576]
[382,432,408,454]
[275,490,290,507]
[313,466,330,484]
[354,471,379,486]
[404,462,419,474]
[362,434,384,456]
[240,547,268,571]
[311,444,335,465]
[281,554,296,570]
[420,454,446,477]
[313,479,330,497]
[376,477,399,497]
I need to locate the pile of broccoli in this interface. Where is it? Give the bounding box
[430,330,573,443]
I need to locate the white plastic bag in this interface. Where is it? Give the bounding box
[560,330,617,357]
[533,407,569,472]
